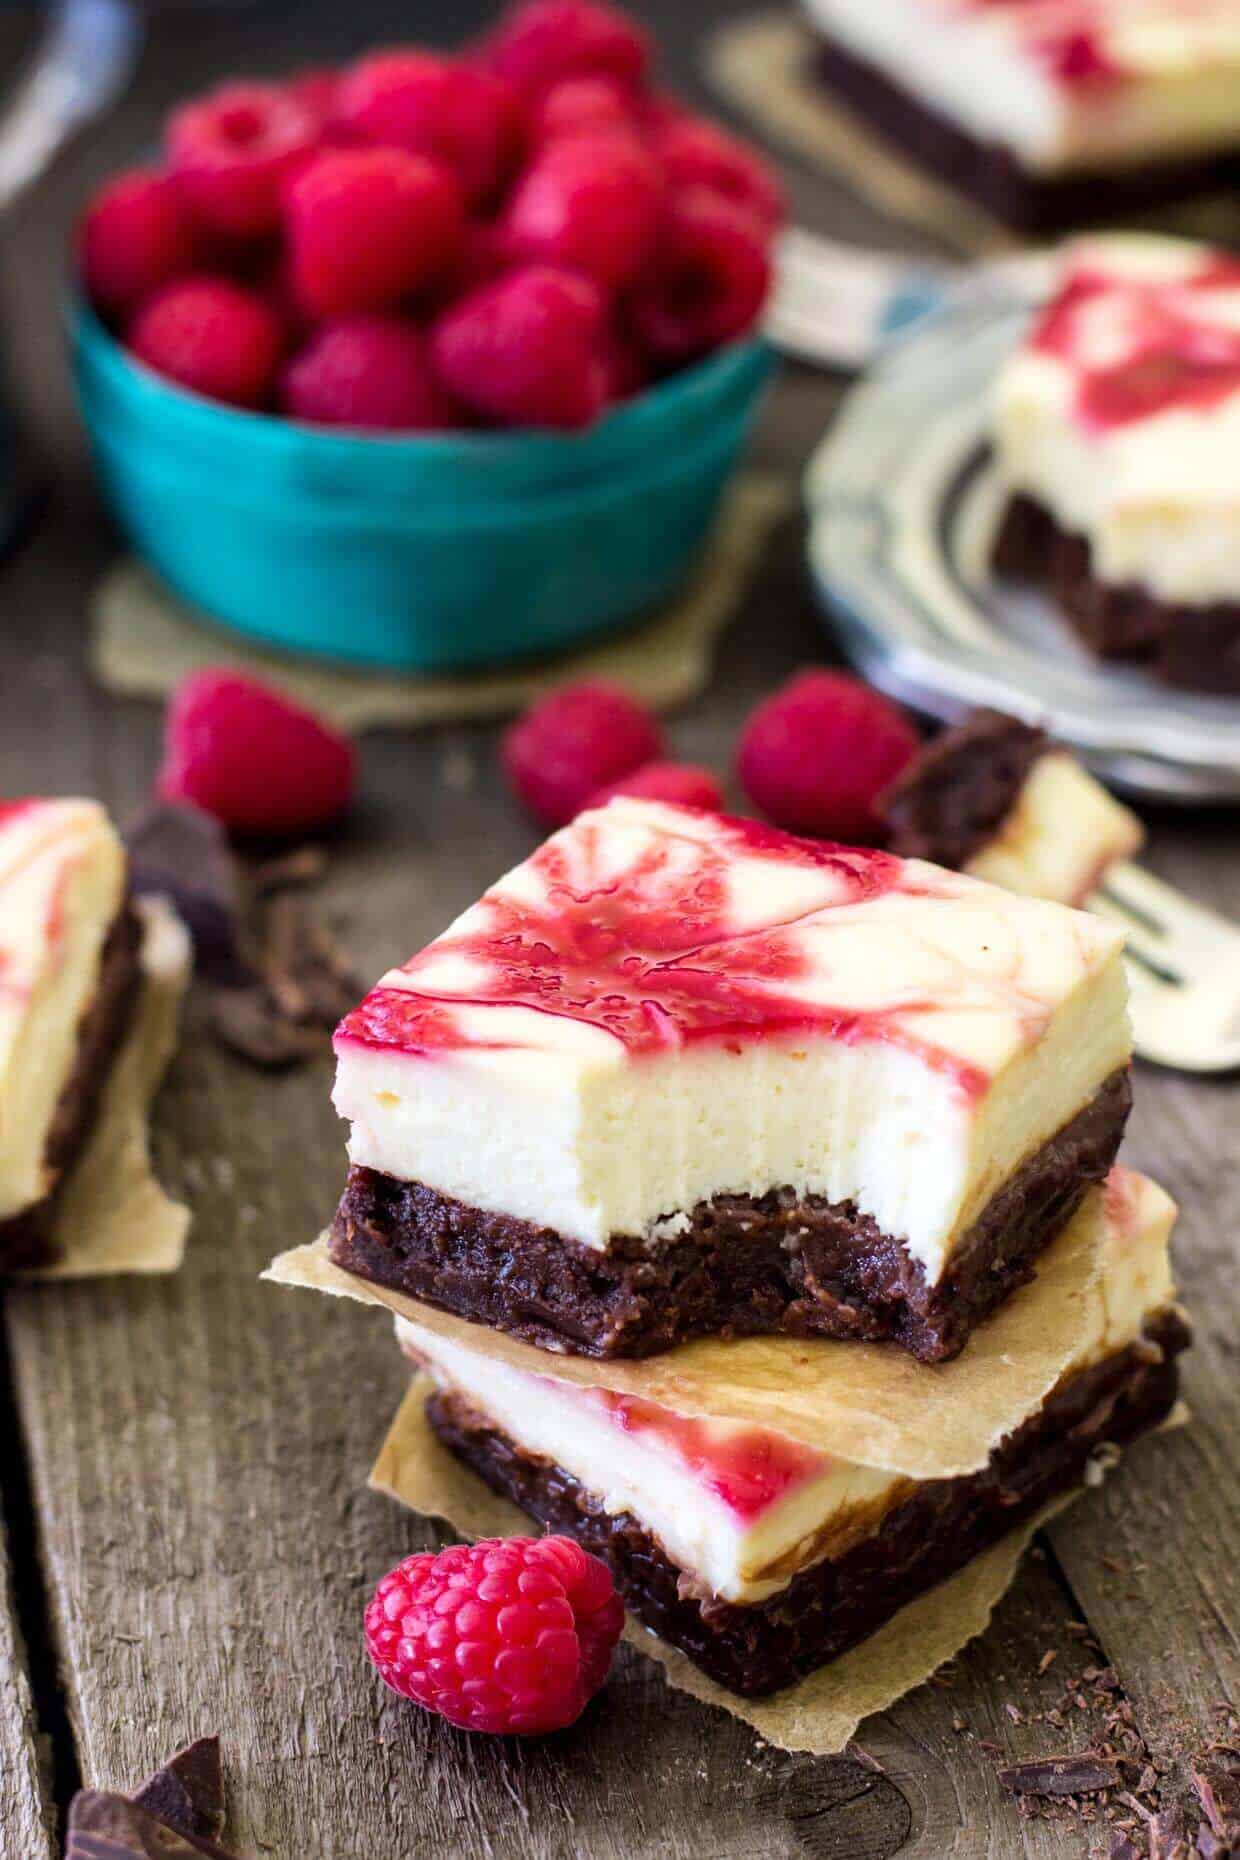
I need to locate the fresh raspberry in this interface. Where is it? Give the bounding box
[503,679,664,824]
[281,315,462,430]
[597,317,649,404]
[653,117,786,233]
[432,265,606,431]
[627,189,772,365]
[503,131,661,291]
[737,670,920,842]
[484,0,650,100]
[286,68,341,130]
[79,168,200,323]
[334,51,522,208]
[365,1537,623,1736]
[286,148,464,318]
[158,668,356,836]
[127,277,285,409]
[532,75,637,145]
[167,81,317,243]
[585,761,723,812]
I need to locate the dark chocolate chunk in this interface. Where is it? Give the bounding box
[131,1736,224,1841]
[125,802,243,983]
[997,1752,1124,1797]
[1150,1804,1194,1860]
[210,985,328,1069]
[1194,1745,1240,1840]
[65,1790,236,1859]
[1110,1836,1142,1860]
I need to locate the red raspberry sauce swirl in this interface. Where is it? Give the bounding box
[337,808,989,1098]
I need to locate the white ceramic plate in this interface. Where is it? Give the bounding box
[805,264,1240,803]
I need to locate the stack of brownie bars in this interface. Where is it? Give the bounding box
[318,795,1189,1698]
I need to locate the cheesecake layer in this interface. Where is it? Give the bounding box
[0,801,132,1241]
[993,237,1240,647]
[430,1312,1184,1697]
[332,1064,1129,1362]
[333,799,1130,1302]
[401,1166,1178,1617]
[806,0,1240,182]
[881,712,1143,908]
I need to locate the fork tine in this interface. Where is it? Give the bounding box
[1088,891,1184,983]
[1094,860,1240,970]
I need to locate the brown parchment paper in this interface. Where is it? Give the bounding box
[369,1375,1074,1756]
[266,1183,1112,1482]
[90,473,791,731]
[19,896,192,1280]
[706,12,1240,258]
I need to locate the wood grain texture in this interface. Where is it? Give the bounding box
[0,1490,55,1860]
[0,1,1234,1855]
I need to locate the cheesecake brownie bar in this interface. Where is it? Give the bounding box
[329,797,1132,1362]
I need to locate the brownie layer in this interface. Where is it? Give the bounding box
[879,710,1047,871]
[992,495,1240,694]
[330,1067,1131,1363]
[0,901,143,1271]
[813,34,1240,237]
[429,1306,1188,1697]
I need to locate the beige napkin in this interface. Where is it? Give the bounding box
[19,896,192,1280]
[90,473,791,731]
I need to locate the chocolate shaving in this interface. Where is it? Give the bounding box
[65,1793,236,1859]
[998,1751,1123,1797]
[125,802,244,984]
[1150,1804,1193,1860]
[131,1736,224,1841]
[1110,1836,1142,1860]
[1193,1746,1240,1840]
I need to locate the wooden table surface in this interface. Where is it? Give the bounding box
[0,4,1236,1856]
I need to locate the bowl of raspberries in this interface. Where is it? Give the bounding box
[72,0,779,672]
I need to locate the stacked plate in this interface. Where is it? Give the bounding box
[805,257,1240,803]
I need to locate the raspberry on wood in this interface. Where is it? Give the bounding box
[503,679,664,825]
[737,670,921,843]
[365,1536,624,1736]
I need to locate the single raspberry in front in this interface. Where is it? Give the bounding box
[167,81,317,244]
[432,265,607,431]
[483,0,650,100]
[282,316,462,430]
[79,168,200,323]
[333,51,522,209]
[737,669,921,843]
[365,1536,624,1736]
[158,668,357,836]
[503,131,662,291]
[585,761,724,812]
[627,188,772,366]
[286,148,464,319]
[503,678,664,825]
[128,277,286,409]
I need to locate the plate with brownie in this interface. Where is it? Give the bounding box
[806,233,1240,801]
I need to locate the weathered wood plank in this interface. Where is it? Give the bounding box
[0,3,1234,1856]
[0,1487,56,1859]
[1045,824,1240,1794]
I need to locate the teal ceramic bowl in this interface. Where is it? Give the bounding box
[71,297,772,673]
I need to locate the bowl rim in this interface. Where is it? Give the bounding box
[68,288,771,463]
